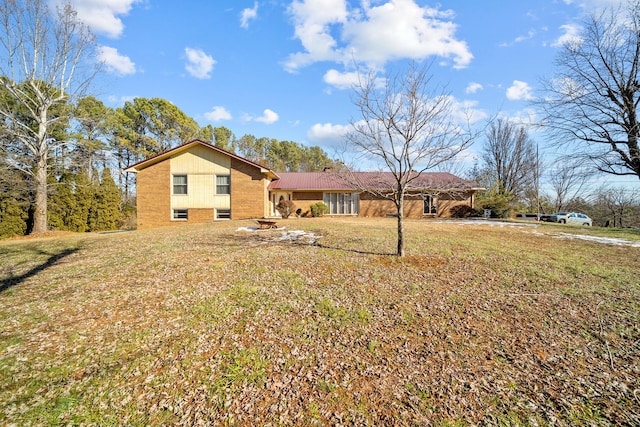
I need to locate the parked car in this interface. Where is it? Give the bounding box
[515,213,552,221]
[549,212,569,223]
[551,212,592,226]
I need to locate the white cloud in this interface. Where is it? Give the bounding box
[249,109,279,124]
[506,80,534,101]
[285,0,472,72]
[107,95,135,105]
[63,0,140,38]
[465,82,483,94]
[97,46,136,75]
[552,23,583,47]
[307,122,350,143]
[323,69,359,89]
[184,48,216,79]
[500,29,537,47]
[205,106,232,121]
[323,68,387,90]
[240,2,259,29]
[448,98,488,124]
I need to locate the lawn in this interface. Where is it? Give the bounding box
[1,218,639,426]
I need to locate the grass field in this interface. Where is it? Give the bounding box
[1,218,639,426]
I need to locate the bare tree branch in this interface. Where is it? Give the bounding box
[0,0,97,233]
[345,62,479,256]
[538,0,640,179]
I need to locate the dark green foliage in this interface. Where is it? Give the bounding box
[310,202,329,217]
[0,194,28,238]
[47,173,78,231]
[73,169,95,232]
[88,168,121,231]
[475,185,514,218]
[0,166,30,237]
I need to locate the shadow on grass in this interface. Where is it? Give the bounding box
[315,242,394,256]
[0,248,78,293]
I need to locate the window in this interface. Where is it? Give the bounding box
[173,209,188,220]
[323,192,359,214]
[216,175,230,194]
[173,175,187,195]
[423,194,437,214]
[216,209,231,219]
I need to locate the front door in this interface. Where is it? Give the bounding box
[271,192,292,217]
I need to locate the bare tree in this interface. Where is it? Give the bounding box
[595,185,639,227]
[539,0,640,179]
[547,160,590,211]
[347,62,477,256]
[481,118,538,201]
[0,0,97,233]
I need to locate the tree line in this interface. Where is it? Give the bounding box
[2,0,639,242]
[0,92,339,237]
[0,0,339,237]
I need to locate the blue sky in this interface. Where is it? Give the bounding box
[60,0,635,185]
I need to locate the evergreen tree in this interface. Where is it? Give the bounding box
[0,163,30,237]
[0,194,29,238]
[48,173,77,231]
[73,169,96,232]
[89,168,121,231]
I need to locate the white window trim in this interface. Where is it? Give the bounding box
[423,194,437,215]
[215,175,230,195]
[215,208,231,220]
[172,209,188,221]
[172,174,188,195]
[323,192,359,215]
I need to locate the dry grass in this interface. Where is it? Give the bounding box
[1,218,639,426]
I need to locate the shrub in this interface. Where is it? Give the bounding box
[276,200,296,219]
[449,205,475,218]
[310,202,329,217]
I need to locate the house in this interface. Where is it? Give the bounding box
[124,139,278,229]
[126,139,482,229]
[268,171,481,218]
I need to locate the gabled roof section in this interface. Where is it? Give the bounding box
[124,139,279,179]
[268,171,483,192]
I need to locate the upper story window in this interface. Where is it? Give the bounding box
[216,175,230,194]
[173,175,187,195]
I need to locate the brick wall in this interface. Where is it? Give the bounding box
[189,208,214,223]
[292,192,323,217]
[359,191,474,218]
[136,160,171,229]
[230,158,269,219]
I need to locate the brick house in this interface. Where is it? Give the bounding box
[125,139,278,229]
[268,171,481,219]
[126,139,482,229]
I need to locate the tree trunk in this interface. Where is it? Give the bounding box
[32,152,48,233]
[397,193,405,257]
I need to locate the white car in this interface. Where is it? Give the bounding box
[564,212,593,226]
